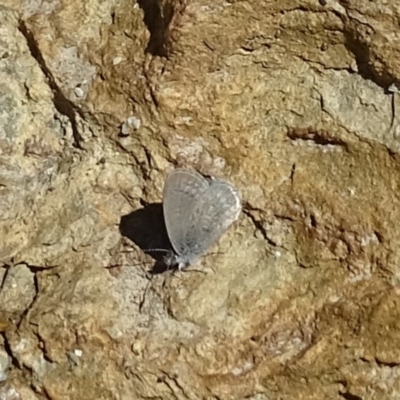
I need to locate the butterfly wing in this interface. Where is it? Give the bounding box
[180,178,242,262]
[163,168,209,257]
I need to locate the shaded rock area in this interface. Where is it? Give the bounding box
[1,0,400,399]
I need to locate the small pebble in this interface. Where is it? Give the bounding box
[121,116,141,136]
[74,87,84,98]
[126,116,141,130]
[74,349,83,357]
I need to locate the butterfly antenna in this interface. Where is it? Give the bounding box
[105,260,154,269]
[144,248,170,254]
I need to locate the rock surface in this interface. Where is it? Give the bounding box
[1,0,400,399]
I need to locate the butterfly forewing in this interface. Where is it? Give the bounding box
[163,169,209,257]
[181,179,242,260]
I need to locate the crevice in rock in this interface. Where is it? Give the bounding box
[289,163,296,187]
[30,329,55,365]
[137,0,174,56]
[1,332,20,369]
[16,267,40,330]
[37,387,53,400]
[159,369,188,398]
[243,203,277,247]
[0,265,9,292]
[375,357,400,368]
[17,20,84,150]
[343,28,396,91]
[339,392,363,400]
[287,128,348,147]
[274,213,296,222]
[24,264,57,273]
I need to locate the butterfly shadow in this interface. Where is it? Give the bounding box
[119,202,173,274]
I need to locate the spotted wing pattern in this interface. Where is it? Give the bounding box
[163,168,209,258]
[178,178,242,263]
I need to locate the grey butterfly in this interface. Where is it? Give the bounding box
[162,168,242,271]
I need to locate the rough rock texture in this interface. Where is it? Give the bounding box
[1,0,400,399]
